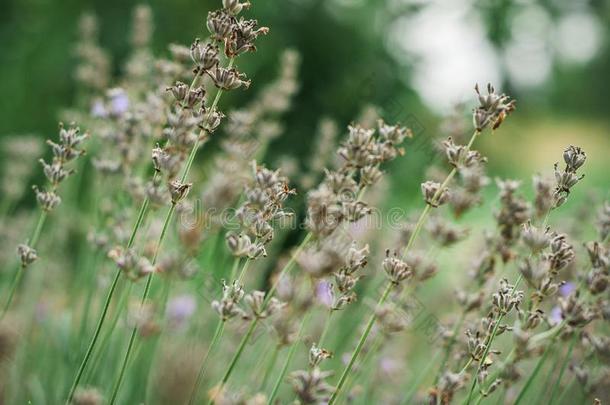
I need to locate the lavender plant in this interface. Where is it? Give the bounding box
[0,3,608,405]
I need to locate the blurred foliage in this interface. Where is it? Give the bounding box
[0,0,608,200]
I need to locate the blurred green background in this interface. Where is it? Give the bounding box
[1,0,608,199]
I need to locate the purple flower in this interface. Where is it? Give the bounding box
[166,294,197,329]
[316,280,333,308]
[108,88,129,116]
[90,99,108,118]
[559,282,576,297]
[549,306,563,325]
[379,357,401,376]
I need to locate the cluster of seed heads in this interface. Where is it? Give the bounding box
[226,161,295,260]
[107,247,156,281]
[328,242,369,310]
[552,145,586,208]
[5,1,610,402]
[306,120,410,238]
[291,344,335,405]
[16,124,88,270]
[472,83,516,132]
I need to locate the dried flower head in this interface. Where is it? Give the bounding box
[382,250,412,284]
[244,290,285,319]
[492,278,523,315]
[552,145,586,208]
[309,343,333,367]
[290,367,334,404]
[108,247,156,281]
[168,180,192,204]
[212,280,246,321]
[17,243,38,268]
[421,181,450,207]
[472,83,516,132]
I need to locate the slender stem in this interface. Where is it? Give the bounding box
[548,335,577,404]
[1,210,48,319]
[143,278,174,400]
[318,309,334,347]
[84,282,133,384]
[188,320,225,405]
[76,251,103,351]
[463,315,501,403]
[464,274,522,404]
[1,266,25,320]
[267,313,309,405]
[66,190,151,403]
[465,349,515,405]
[555,378,576,404]
[264,233,312,304]
[328,131,481,404]
[343,332,384,402]
[259,344,280,392]
[229,257,241,281]
[107,57,234,403]
[328,282,393,405]
[237,258,252,284]
[208,232,313,402]
[401,348,443,405]
[513,339,555,404]
[435,311,466,381]
[458,357,474,376]
[401,204,431,258]
[109,203,176,404]
[208,318,259,405]
[30,210,49,248]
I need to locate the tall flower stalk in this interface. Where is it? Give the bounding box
[2,124,87,320]
[208,120,410,403]
[107,1,268,401]
[68,1,268,401]
[328,84,516,404]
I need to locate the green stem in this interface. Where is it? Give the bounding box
[208,318,259,405]
[435,311,466,381]
[401,348,443,405]
[188,320,225,405]
[464,274,522,404]
[267,313,309,405]
[328,282,393,405]
[143,278,174,400]
[237,258,252,284]
[555,378,576,404]
[30,210,48,248]
[513,340,555,404]
[76,251,103,351]
[1,266,25,320]
[548,335,577,404]
[318,309,334,347]
[327,131,481,405]
[84,282,133,384]
[1,210,48,319]
[66,190,151,403]
[109,203,176,404]
[259,344,280,392]
[107,57,234,403]
[342,332,384,403]
[229,257,241,281]
[208,232,313,402]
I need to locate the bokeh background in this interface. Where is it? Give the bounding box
[1,0,608,205]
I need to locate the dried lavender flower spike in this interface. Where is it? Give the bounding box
[472,83,516,132]
[17,244,38,268]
